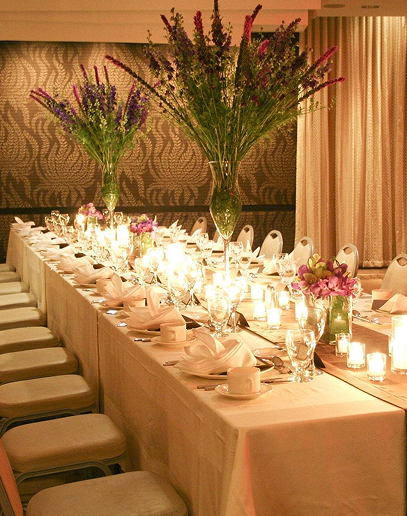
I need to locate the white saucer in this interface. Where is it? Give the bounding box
[178,365,273,380]
[215,384,273,399]
[151,334,196,346]
[127,327,161,336]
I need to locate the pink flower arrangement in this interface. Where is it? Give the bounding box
[130,214,158,236]
[78,202,103,220]
[291,254,357,299]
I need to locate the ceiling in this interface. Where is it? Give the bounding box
[0,0,405,43]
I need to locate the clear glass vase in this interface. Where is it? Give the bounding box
[208,161,242,275]
[322,295,352,343]
[134,233,153,258]
[101,162,120,228]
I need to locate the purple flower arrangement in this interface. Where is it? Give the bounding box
[129,214,158,236]
[291,255,357,299]
[105,1,344,164]
[78,202,103,220]
[30,65,149,169]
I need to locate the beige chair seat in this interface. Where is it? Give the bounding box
[0,293,37,311]
[0,272,20,283]
[0,375,96,435]
[26,471,188,516]
[0,307,46,331]
[0,348,77,384]
[2,414,126,476]
[0,327,59,354]
[0,281,29,296]
[0,264,15,272]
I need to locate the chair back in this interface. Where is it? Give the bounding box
[190,216,207,235]
[336,243,359,277]
[260,230,283,259]
[0,440,23,516]
[290,236,314,268]
[236,225,254,249]
[381,254,407,295]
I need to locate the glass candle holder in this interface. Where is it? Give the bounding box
[251,284,264,301]
[367,352,386,382]
[253,300,266,321]
[335,332,351,357]
[278,290,290,309]
[347,342,366,369]
[391,339,407,375]
[267,307,282,329]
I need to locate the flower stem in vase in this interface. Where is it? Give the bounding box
[101,162,120,228]
[209,161,242,277]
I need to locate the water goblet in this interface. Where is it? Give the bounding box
[146,246,164,285]
[44,215,54,232]
[297,307,326,376]
[226,278,245,333]
[168,271,188,309]
[201,240,214,262]
[238,248,252,279]
[273,253,290,282]
[229,241,244,269]
[207,290,231,338]
[59,213,70,226]
[183,257,201,306]
[114,212,124,226]
[285,329,316,382]
[280,260,297,287]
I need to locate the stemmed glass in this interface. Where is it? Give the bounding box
[297,307,326,376]
[273,253,290,282]
[226,278,245,333]
[146,246,164,285]
[207,290,231,338]
[229,241,244,269]
[285,329,316,382]
[238,247,252,280]
[168,271,188,309]
[183,257,201,306]
[280,260,296,287]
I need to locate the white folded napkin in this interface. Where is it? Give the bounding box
[102,273,146,308]
[379,293,407,314]
[251,247,265,264]
[262,258,277,275]
[177,327,256,374]
[42,245,76,261]
[124,287,184,330]
[188,228,203,243]
[163,220,180,237]
[72,259,114,284]
[371,288,394,310]
[11,217,35,229]
[58,255,95,273]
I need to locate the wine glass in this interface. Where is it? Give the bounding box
[226,278,245,333]
[273,253,290,282]
[285,329,316,382]
[229,241,244,269]
[238,248,252,279]
[196,232,209,253]
[168,271,188,309]
[183,257,201,306]
[207,290,231,338]
[146,246,164,285]
[297,307,326,376]
[280,260,296,287]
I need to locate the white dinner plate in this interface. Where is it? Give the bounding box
[177,365,274,380]
[151,333,196,347]
[215,383,273,399]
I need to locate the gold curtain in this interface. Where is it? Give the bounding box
[296,17,407,267]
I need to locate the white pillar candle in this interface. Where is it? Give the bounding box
[391,338,407,374]
[213,272,225,288]
[278,290,290,309]
[295,300,306,321]
[367,352,386,381]
[253,300,266,321]
[267,307,282,329]
[251,284,264,301]
[335,332,351,357]
[116,224,129,246]
[347,342,366,369]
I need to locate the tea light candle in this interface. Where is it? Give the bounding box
[213,272,225,288]
[116,224,129,246]
[278,290,290,309]
[367,352,386,381]
[335,332,351,357]
[347,342,366,369]
[253,300,267,321]
[391,338,407,374]
[295,300,306,321]
[331,314,347,334]
[251,284,264,301]
[267,307,282,329]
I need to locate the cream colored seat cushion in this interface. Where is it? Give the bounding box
[0,281,29,296]
[0,272,20,283]
[0,293,37,311]
[0,347,77,383]
[2,413,126,473]
[0,264,16,272]
[26,471,188,516]
[0,374,95,418]
[0,307,46,331]
[0,327,59,354]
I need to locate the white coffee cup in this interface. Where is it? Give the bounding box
[160,322,187,343]
[227,366,261,395]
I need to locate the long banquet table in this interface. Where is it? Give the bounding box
[6,229,407,516]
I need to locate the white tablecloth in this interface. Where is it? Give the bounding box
[5,230,407,516]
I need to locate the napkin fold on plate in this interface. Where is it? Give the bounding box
[177,327,257,375]
[188,228,203,243]
[371,288,394,310]
[262,258,277,275]
[124,287,184,330]
[58,255,95,273]
[11,217,35,230]
[102,273,146,308]
[72,259,114,284]
[42,245,76,261]
[378,293,407,314]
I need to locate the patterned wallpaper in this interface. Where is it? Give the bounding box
[0,41,296,262]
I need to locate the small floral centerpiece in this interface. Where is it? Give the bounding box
[105,1,344,261]
[130,214,158,257]
[292,255,357,342]
[78,202,103,221]
[30,65,149,225]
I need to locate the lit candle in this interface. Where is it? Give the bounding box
[267,307,282,329]
[391,339,407,374]
[166,243,185,265]
[278,290,290,309]
[213,272,225,288]
[331,314,348,334]
[295,300,306,321]
[367,352,386,381]
[347,342,366,369]
[335,332,351,357]
[116,224,129,246]
[253,300,267,321]
[251,284,264,301]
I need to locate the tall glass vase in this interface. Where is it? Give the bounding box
[208,161,242,277]
[322,295,352,343]
[101,162,120,228]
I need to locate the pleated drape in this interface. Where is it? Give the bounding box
[296,17,407,267]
